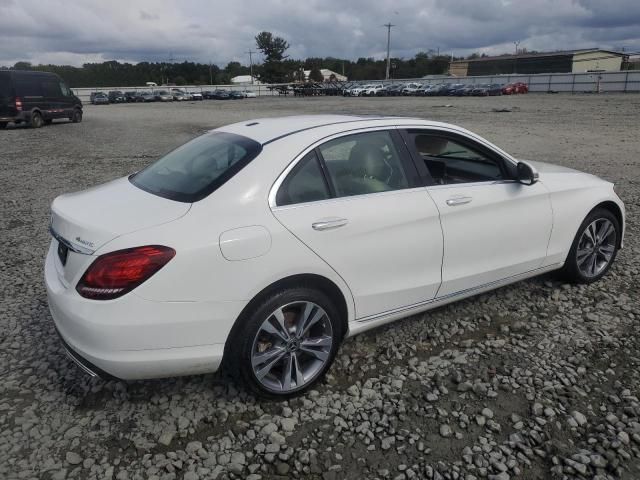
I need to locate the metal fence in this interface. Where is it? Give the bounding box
[406,70,640,93]
[71,70,640,101]
[71,84,274,103]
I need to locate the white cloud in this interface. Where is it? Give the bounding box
[0,0,638,67]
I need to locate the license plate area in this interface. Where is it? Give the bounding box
[57,241,69,266]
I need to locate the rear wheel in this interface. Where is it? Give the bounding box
[559,208,620,283]
[0,122,6,129]
[30,112,44,128]
[229,287,343,398]
[71,109,82,123]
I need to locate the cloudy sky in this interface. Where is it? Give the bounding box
[1,0,639,67]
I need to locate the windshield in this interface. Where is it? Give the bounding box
[130,132,262,202]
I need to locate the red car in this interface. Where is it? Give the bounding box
[502,82,529,95]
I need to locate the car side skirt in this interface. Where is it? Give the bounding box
[347,262,563,337]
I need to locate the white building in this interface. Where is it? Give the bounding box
[230,75,262,84]
[303,69,347,82]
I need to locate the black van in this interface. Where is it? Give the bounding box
[0,70,83,129]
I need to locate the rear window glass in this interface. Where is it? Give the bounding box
[130,132,262,202]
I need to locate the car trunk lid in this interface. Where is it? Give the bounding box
[50,177,190,284]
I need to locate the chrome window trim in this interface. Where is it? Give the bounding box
[268,126,404,209]
[271,186,429,212]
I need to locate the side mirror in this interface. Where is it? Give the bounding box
[517,162,539,185]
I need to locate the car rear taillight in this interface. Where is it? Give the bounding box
[76,245,175,300]
[15,97,22,111]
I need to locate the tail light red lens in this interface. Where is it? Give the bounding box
[15,97,22,111]
[77,245,175,300]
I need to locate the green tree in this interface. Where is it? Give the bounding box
[255,31,290,83]
[309,68,323,82]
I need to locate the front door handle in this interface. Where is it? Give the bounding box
[312,218,348,231]
[446,196,473,206]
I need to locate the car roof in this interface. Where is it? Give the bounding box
[216,115,471,146]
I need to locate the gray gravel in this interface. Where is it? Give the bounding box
[1,94,639,480]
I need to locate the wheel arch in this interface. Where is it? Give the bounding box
[223,273,350,362]
[590,200,624,247]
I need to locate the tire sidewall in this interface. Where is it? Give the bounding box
[564,208,620,283]
[232,287,343,398]
[31,112,43,128]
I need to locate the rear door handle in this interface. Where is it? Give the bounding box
[446,196,472,206]
[312,218,348,231]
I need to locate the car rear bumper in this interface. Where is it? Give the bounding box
[44,243,243,380]
[0,112,29,123]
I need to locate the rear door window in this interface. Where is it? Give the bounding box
[0,73,12,98]
[15,75,43,97]
[130,132,262,202]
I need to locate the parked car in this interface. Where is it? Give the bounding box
[229,91,244,100]
[471,83,502,97]
[190,91,203,101]
[140,91,156,102]
[212,89,231,100]
[424,84,449,96]
[202,90,215,99]
[154,90,173,102]
[91,92,110,105]
[347,84,372,96]
[455,84,476,96]
[377,84,404,96]
[45,115,625,397]
[0,70,82,128]
[401,83,423,95]
[502,82,529,95]
[242,90,257,98]
[416,84,435,96]
[124,91,140,102]
[444,83,465,95]
[108,91,126,103]
[361,84,384,96]
[171,89,192,101]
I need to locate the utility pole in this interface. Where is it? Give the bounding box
[209,62,213,85]
[383,23,395,80]
[246,50,255,84]
[513,41,520,74]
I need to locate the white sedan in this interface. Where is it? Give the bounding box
[45,115,625,397]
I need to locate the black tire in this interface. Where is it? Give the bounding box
[30,112,43,128]
[0,122,6,129]
[558,208,620,284]
[71,109,82,123]
[227,287,344,399]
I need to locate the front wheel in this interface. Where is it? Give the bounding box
[71,109,82,123]
[559,208,620,283]
[229,288,343,398]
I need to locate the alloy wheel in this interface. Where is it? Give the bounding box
[251,301,333,393]
[576,218,616,278]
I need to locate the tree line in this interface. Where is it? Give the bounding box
[1,31,457,87]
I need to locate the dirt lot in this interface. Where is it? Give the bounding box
[0,94,639,480]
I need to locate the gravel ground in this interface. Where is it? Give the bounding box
[0,94,639,480]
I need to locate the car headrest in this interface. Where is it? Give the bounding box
[348,141,389,180]
[415,135,448,156]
